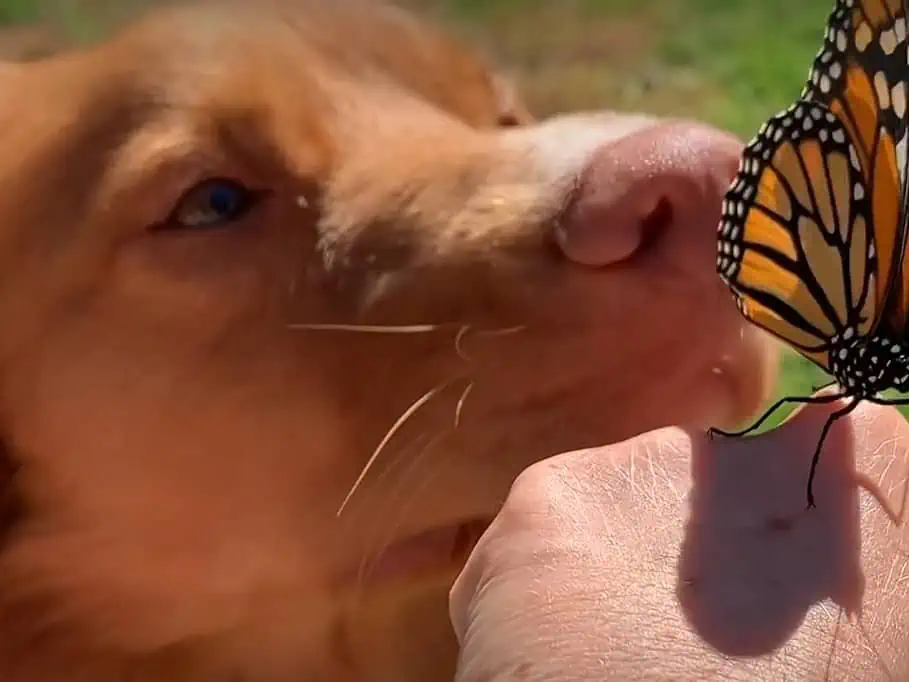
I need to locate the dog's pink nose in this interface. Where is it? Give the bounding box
[555,122,742,267]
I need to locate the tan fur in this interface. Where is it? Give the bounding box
[0,1,775,680]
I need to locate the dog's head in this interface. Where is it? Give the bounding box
[0,1,775,680]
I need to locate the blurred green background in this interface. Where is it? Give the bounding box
[0,0,884,429]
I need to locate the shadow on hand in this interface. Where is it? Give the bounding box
[676,399,864,657]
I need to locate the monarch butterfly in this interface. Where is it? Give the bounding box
[709,0,909,508]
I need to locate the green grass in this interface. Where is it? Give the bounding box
[3,0,903,429]
[418,0,836,139]
[0,0,41,23]
[655,0,833,135]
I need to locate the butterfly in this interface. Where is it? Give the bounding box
[709,0,909,508]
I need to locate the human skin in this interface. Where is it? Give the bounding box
[451,397,909,680]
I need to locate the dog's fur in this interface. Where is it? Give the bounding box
[0,1,775,680]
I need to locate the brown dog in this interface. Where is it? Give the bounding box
[0,1,775,680]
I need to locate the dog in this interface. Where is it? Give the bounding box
[0,0,775,679]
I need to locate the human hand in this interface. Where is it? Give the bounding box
[451,399,909,680]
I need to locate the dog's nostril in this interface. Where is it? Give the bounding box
[639,197,674,253]
[554,174,675,269]
[553,122,742,269]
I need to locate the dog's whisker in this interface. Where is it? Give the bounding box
[336,431,430,528]
[454,325,470,361]
[342,375,473,591]
[350,439,425,588]
[287,323,444,333]
[335,429,434,553]
[358,468,447,592]
[336,375,466,517]
[355,377,473,591]
[286,322,527,338]
[334,433,425,551]
[454,324,526,361]
[354,433,449,593]
[454,382,473,428]
[475,325,526,337]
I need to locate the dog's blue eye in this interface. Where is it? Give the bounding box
[170,178,255,229]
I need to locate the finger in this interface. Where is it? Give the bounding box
[700,392,908,512]
[838,400,909,524]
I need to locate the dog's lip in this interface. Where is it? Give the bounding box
[342,518,491,587]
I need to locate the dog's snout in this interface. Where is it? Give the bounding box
[554,122,742,267]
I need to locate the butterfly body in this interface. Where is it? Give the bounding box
[711,0,909,507]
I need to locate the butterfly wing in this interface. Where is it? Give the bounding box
[717,0,909,373]
[802,0,909,333]
[718,102,877,374]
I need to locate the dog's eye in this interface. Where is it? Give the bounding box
[167,178,257,229]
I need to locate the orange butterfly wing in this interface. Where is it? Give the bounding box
[803,0,909,330]
[719,102,877,374]
[717,0,909,375]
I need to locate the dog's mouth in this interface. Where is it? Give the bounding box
[344,518,491,587]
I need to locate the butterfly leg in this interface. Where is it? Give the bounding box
[812,379,839,393]
[805,399,861,509]
[708,393,845,441]
[869,396,909,407]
